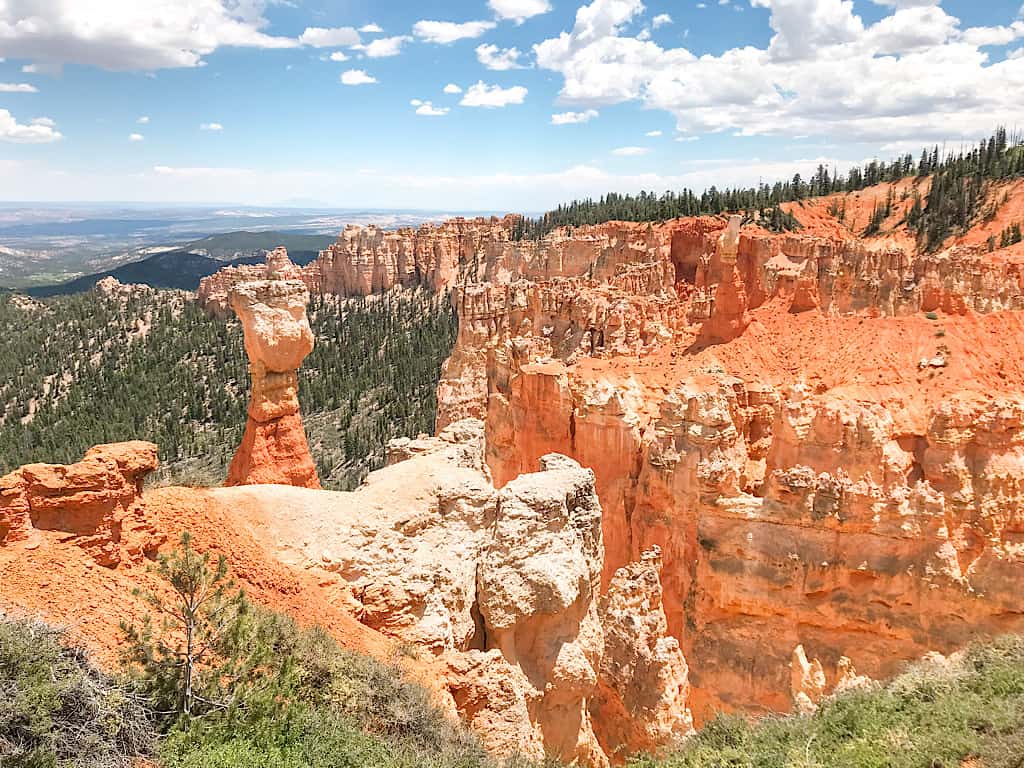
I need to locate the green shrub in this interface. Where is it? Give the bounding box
[631,635,1024,768]
[0,615,154,768]
[925,311,939,320]
[122,536,490,768]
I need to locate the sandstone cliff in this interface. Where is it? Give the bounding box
[432,206,1024,721]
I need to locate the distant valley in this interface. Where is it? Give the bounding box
[0,204,467,289]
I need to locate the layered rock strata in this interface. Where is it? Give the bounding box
[226,278,320,489]
[0,441,163,566]
[429,211,1024,721]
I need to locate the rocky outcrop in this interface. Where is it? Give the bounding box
[198,246,305,318]
[205,423,691,764]
[226,278,320,489]
[594,546,693,755]
[0,442,162,566]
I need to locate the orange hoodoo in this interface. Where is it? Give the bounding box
[226,270,321,489]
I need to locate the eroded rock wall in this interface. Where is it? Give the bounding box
[436,213,1024,722]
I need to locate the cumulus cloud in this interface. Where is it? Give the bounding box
[0,111,62,143]
[298,26,361,48]
[129,133,144,141]
[200,122,224,131]
[646,129,663,136]
[652,13,672,28]
[353,35,411,57]
[551,109,599,124]
[137,115,150,124]
[476,43,527,69]
[0,82,37,92]
[534,0,1024,143]
[340,69,376,85]
[0,0,297,72]
[443,83,463,94]
[329,51,349,62]
[612,146,649,156]
[359,23,383,33]
[413,100,450,116]
[460,81,528,107]
[413,20,496,44]
[488,0,552,24]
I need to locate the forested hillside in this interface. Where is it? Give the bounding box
[0,287,456,489]
[515,128,1024,248]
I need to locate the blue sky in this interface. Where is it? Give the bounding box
[1,0,1023,211]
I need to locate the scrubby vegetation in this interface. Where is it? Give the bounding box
[515,128,1024,248]
[0,616,154,767]
[631,636,1024,768]
[0,287,456,489]
[119,535,491,768]
[2,537,492,768]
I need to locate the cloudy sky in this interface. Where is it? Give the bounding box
[0,0,1022,211]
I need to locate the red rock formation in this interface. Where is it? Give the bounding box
[434,204,1024,722]
[226,279,320,489]
[0,441,162,566]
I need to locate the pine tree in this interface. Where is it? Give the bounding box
[121,532,247,722]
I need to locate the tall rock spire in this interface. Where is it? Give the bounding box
[226,269,321,489]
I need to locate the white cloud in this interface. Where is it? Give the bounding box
[2,1,297,72]
[1010,47,1024,60]
[551,109,599,124]
[961,22,1024,47]
[476,43,527,69]
[137,115,150,124]
[871,0,942,7]
[488,0,552,24]
[675,135,700,142]
[0,82,37,93]
[413,20,497,44]
[646,129,663,137]
[21,64,37,73]
[533,0,1024,144]
[359,23,384,33]
[200,122,224,131]
[443,83,463,94]
[129,133,144,142]
[0,111,62,143]
[414,101,450,116]
[298,26,361,48]
[329,51,349,62]
[340,69,376,85]
[353,35,411,57]
[460,81,528,107]
[652,13,672,28]
[612,146,650,156]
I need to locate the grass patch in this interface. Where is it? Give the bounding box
[630,636,1024,768]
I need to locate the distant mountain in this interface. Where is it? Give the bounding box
[183,231,336,259]
[23,231,334,297]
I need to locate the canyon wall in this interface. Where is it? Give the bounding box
[433,212,1024,720]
